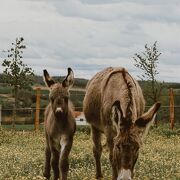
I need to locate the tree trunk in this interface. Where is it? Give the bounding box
[12,87,18,128]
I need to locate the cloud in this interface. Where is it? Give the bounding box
[0,0,180,82]
[51,0,180,23]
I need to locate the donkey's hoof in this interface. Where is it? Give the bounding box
[43,172,50,180]
[96,175,103,180]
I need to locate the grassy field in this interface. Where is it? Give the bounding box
[0,125,179,180]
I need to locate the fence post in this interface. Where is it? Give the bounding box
[0,105,2,126]
[169,88,175,130]
[35,87,41,131]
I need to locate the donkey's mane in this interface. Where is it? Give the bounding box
[103,68,134,121]
[121,69,133,120]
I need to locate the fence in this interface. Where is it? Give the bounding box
[0,88,180,128]
[0,105,180,125]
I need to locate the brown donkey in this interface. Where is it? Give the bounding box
[43,68,76,180]
[83,67,161,180]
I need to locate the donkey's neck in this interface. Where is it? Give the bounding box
[55,113,68,122]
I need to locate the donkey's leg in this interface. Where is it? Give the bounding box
[59,136,73,180]
[43,146,51,179]
[91,125,103,179]
[107,137,117,180]
[51,147,60,180]
[43,133,51,179]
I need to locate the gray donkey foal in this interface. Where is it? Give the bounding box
[43,68,76,180]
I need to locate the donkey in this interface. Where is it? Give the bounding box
[83,67,161,180]
[43,68,76,180]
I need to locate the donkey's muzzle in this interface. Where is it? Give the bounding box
[56,107,63,113]
[118,169,132,180]
[55,107,64,118]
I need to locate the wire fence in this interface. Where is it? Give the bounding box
[0,88,180,126]
[0,105,180,125]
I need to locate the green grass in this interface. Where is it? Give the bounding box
[0,125,179,180]
[2,124,44,131]
[0,86,12,94]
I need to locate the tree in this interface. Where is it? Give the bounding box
[2,37,34,127]
[133,42,164,125]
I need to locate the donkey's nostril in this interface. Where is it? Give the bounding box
[56,107,63,113]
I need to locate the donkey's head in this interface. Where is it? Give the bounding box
[43,68,74,118]
[111,101,161,180]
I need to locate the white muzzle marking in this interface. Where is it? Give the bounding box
[118,169,131,180]
[56,107,63,113]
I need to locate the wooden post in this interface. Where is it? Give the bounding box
[35,87,41,131]
[0,105,2,126]
[169,88,175,130]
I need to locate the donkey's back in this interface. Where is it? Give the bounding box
[83,67,145,131]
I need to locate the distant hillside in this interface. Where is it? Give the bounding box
[138,81,180,91]
[0,74,89,89]
[32,75,89,89]
[2,73,180,89]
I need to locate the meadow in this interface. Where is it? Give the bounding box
[0,125,179,180]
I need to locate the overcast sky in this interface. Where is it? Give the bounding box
[0,0,180,82]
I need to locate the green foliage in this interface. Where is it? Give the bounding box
[133,42,164,103]
[134,41,161,81]
[0,98,13,109]
[17,89,33,107]
[2,37,35,91]
[70,91,85,111]
[1,37,35,126]
[0,85,12,94]
[74,78,88,88]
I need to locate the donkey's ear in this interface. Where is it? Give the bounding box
[62,67,74,89]
[43,69,55,88]
[111,100,123,129]
[135,102,161,137]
